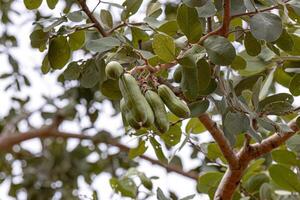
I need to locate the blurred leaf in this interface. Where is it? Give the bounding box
[23,0,42,10]
[289,74,300,96]
[177,4,202,43]
[128,140,148,159]
[152,33,176,63]
[249,13,283,42]
[48,36,70,69]
[121,0,143,20]
[100,79,122,100]
[203,36,236,65]
[197,171,223,193]
[269,164,300,192]
[150,137,168,163]
[46,0,58,9]
[68,30,85,51]
[188,99,210,117]
[86,37,121,54]
[161,125,182,147]
[186,118,206,134]
[63,62,80,80]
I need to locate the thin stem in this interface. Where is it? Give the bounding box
[77,0,108,37]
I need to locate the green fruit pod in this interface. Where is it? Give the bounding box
[158,84,190,118]
[145,90,169,133]
[105,61,124,80]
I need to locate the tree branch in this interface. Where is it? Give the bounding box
[0,128,198,180]
[77,0,108,37]
[250,122,299,158]
[214,121,300,199]
[198,114,239,169]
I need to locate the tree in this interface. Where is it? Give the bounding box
[1,0,300,199]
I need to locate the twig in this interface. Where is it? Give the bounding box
[77,0,107,37]
[0,128,198,180]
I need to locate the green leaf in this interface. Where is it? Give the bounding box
[272,149,300,166]
[110,177,137,198]
[63,62,80,80]
[67,11,84,22]
[100,9,113,29]
[231,55,246,70]
[183,0,207,7]
[30,29,48,50]
[48,36,70,69]
[258,93,294,112]
[86,37,121,54]
[157,20,178,36]
[223,111,250,136]
[269,164,300,192]
[131,27,150,48]
[121,0,143,20]
[243,158,265,182]
[259,183,275,200]
[261,101,293,115]
[230,0,246,15]
[235,74,265,96]
[41,55,51,74]
[128,140,148,159]
[249,13,283,42]
[146,2,162,17]
[161,125,182,147]
[68,30,85,51]
[46,0,58,9]
[244,173,269,193]
[289,74,300,96]
[274,67,293,87]
[196,1,216,17]
[287,134,300,153]
[275,29,294,52]
[185,118,206,134]
[203,35,236,65]
[180,194,195,200]
[197,59,211,90]
[197,172,223,193]
[152,34,176,63]
[207,143,225,162]
[244,32,261,56]
[188,99,210,117]
[177,4,202,43]
[80,59,104,88]
[23,0,42,10]
[157,188,170,200]
[150,137,168,163]
[100,79,122,100]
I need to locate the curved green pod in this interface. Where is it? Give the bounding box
[145,90,169,133]
[105,61,124,80]
[158,84,190,118]
[119,73,147,124]
[142,96,155,127]
[173,66,182,83]
[120,98,141,130]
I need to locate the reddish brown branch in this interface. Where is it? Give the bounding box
[0,129,198,180]
[198,114,239,169]
[250,122,299,158]
[214,121,299,199]
[77,0,108,37]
